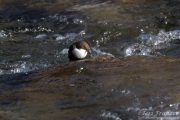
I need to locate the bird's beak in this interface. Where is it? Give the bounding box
[88,49,92,57]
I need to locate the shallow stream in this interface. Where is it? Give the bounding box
[0,0,180,120]
[0,0,180,74]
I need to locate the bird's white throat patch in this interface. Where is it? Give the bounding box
[72,48,87,59]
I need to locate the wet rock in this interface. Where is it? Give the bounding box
[0,56,180,119]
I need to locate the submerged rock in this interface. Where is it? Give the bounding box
[0,56,180,120]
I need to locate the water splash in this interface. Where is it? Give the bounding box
[55,33,78,41]
[60,49,69,55]
[91,47,113,57]
[53,49,69,58]
[137,30,180,46]
[35,34,47,39]
[0,60,52,75]
[79,30,86,36]
[0,30,7,37]
[0,11,88,75]
[21,54,31,58]
[124,43,152,56]
[123,29,180,57]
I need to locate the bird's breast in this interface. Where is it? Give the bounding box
[72,48,87,59]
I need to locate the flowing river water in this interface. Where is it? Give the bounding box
[0,0,180,120]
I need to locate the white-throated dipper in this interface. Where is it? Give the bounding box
[68,41,91,61]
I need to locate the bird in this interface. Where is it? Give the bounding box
[68,41,91,61]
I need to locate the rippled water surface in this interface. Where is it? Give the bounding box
[0,0,180,74]
[0,0,180,120]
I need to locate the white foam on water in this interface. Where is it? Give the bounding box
[137,30,180,46]
[14,26,51,33]
[124,43,152,56]
[5,61,32,74]
[22,54,31,58]
[55,34,65,40]
[0,60,52,75]
[0,69,4,75]
[79,30,86,36]
[123,29,180,57]
[60,48,69,55]
[91,47,113,57]
[0,30,7,37]
[35,34,47,39]
[65,33,77,39]
[54,49,69,58]
[55,33,77,41]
